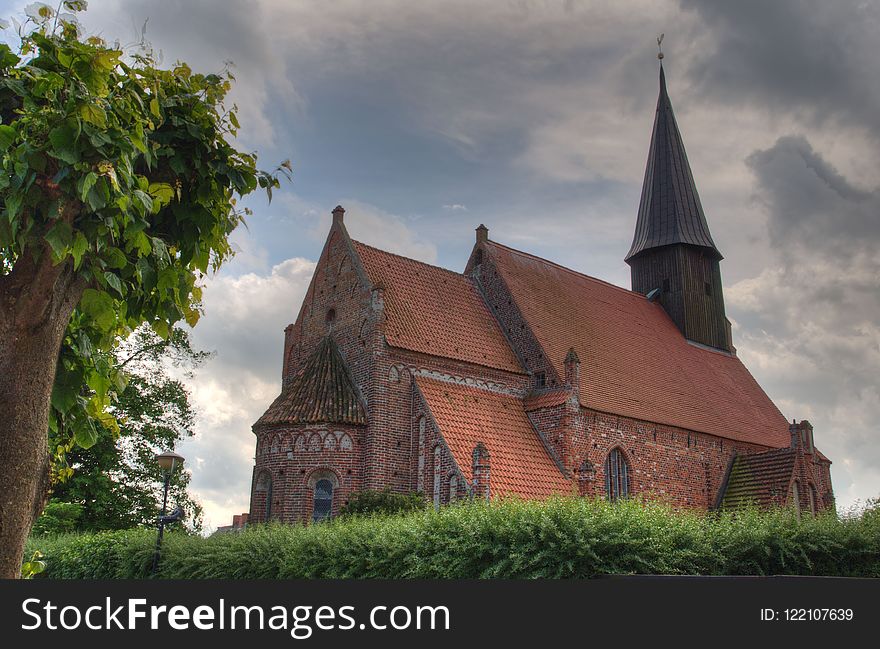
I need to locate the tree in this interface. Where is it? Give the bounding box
[36,326,206,533]
[0,3,288,576]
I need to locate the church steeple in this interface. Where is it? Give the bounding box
[626,64,720,262]
[626,59,731,352]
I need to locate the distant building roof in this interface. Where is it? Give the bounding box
[486,240,791,448]
[255,335,367,428]
[353,241,523,373]
[415,376,571,498]
[626,66,721,261]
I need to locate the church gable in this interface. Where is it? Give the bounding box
[353,240,523,374]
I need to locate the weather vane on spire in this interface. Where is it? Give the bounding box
[657,33,664,60]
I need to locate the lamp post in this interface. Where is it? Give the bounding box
[151,451,185,576]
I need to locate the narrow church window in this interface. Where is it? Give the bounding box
[535,371,547,388]
[604,448,629,501]
[255,470,272,522]
[417,417,426,493]
[313,479,333,522]
[790,480,800,516]
[433,446,442,509]
[808,484,817,515]
[449,474,458,502]
[326,308,336,324]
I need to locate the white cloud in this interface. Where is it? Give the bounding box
[175,256,316,531]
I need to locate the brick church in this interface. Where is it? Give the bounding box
[247,65,834,524]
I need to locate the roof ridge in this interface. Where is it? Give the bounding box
[351,239,465,281]
[486,240,643,300]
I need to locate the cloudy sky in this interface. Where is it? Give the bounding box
[5,0,879,529]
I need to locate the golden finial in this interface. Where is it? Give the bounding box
[657,33,664,60]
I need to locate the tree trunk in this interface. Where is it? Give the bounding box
[0,249,86,578]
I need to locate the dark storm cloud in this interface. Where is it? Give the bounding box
[747,136,877,255]
[682,0,880,133]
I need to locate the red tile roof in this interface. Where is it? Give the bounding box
[523,390,572,411]
[487,241,791,448]
[719,449,796,509]
[353,241,523,373]
[415,376,571,498]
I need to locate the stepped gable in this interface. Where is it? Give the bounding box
[255,335,367,428]
[415,376,571,498]
[486,240,790,448]
[718,448,797,509]
[352,240,523,373]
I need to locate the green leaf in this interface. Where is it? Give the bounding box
[151,319,170,339]
[71,231,89,269]
[79,103,107,128]
[79,288,116,331]
[0,44,20,69]
[103,247,128,269]
[148,182,175,208]
[149,97,161,119]
[183,306,200,327]
[87,370,111,399]
[48,121,80,164]
[0,124,16,150]
[73,416,99,449]
[93,49,121,72]
[78,171,98,202]
[103,271,123,295]
[45,220,73,260]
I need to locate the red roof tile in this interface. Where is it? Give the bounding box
[487,241,790,448]
[353,241,523,373]
[523,390,572,411]
[719,448,796,509]
[415,377,571,498]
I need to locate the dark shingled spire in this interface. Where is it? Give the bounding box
[626,65,721,261]
[255,336,367,428]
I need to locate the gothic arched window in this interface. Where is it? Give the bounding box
[313,479,334,522]
[255,470,273,522]
[417,417,426,493]
[604,448,629,502]
[449,474,458,502]
[433,446,442,509]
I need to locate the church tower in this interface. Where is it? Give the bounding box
[626,62,731,352]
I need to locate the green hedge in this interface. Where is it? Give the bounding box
[24,497,880,579]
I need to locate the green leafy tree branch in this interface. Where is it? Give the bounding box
[0,2,289,577]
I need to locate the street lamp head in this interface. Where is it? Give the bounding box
[156,450,185,473]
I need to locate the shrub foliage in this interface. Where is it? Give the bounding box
[25,498,880,579]
[338,487,426,518]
